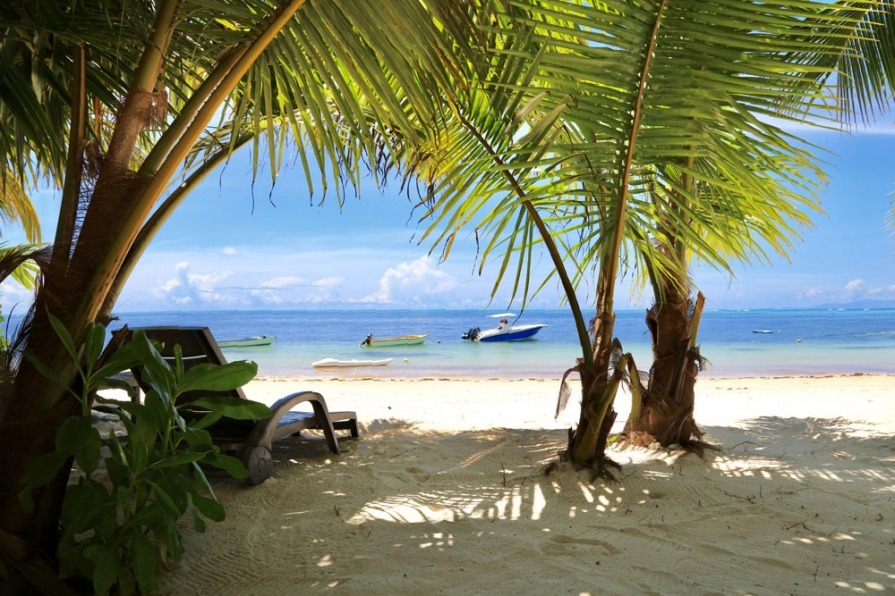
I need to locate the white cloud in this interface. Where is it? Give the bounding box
[221,247,239,256]
[153,262,234,306]
[0,280,35,314]
[802,286,825,298]
[247,288,286,305]
[313,276,344,288]
[361,256,460,305]
[844,279,864,293]
[261,276,305,289]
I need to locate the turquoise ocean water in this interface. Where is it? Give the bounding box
[85,308,895,380]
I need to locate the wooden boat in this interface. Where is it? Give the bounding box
[312,357,393,368]
[462,313,547,342]
[218,335,276,348]
[360,333,428,347]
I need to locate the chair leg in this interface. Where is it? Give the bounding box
[311,402,340,454]
[333,418,359,438]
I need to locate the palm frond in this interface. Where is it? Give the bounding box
[406,0,865,313]
[0,243,51,288]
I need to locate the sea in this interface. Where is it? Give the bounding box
[71,308,895,380]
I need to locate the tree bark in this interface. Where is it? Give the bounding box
[565,310,620,470]
[0,398,80,569]
[624,289,704,447]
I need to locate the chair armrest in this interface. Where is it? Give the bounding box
[268,390,331,417]
[246,391,340,456]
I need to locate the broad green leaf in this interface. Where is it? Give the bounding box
[187,396,271,420]
[149,451,208,469]
[61,481,113,536]
[191,507,208,533]
[191,492,226,523]
[132,531,159,595]
[202,451,250,480]
[18,451,66,512]
[56,416,93,453]
[74,427,103,477]
[141,479,182,516]
[82,323,107,371]
[47,312,78,361]
[177,361,258,395]
[93,545,122,596]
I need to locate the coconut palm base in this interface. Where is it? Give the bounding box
[621,430,719,458]
[544,453,622,483]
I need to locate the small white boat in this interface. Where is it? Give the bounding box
[360,334,428,347]
[312,357,393,368]
[462,313,547,342]
[218,335,276,348]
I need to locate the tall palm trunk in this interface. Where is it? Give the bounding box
[620,157,705,447]
[625,285,705,447]
[563,1,668,471]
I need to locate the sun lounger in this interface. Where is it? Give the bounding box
[115,326,359,484]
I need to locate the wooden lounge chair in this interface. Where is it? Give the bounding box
[115,326,359,485]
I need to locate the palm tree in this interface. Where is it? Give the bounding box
[406,1,875,471]
[628,0,895,448]
[0,0,475,587]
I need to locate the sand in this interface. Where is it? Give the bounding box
[153,374,895,595]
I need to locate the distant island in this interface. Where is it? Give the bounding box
[815,299,895,310]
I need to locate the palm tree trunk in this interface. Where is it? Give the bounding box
[625,287,705,447]
[0,399,80,565]
[565,289,621,471]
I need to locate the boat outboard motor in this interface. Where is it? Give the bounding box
[462,326,480,340]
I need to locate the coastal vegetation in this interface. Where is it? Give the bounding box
[0,0,892,592]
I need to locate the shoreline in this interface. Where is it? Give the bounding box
[258,370,895,382]
[241,373,895,435]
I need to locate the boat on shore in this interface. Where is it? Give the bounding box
[360,333,428,347]
[312,357,393,368]
[218,335,276,348]
[462,313,547,342]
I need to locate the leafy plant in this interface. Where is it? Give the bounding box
[19,315,269,595]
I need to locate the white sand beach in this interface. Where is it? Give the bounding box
[154,374,895,595]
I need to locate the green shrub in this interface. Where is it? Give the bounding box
[19,316,270,595]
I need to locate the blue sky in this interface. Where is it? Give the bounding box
[2,124,894,313]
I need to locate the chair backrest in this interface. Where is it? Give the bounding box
[117,326,248,404]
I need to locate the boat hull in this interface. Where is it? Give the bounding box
[362,334,427,347]
[476,324,547,342]
[312,358,393,368]
[218,335,276,348]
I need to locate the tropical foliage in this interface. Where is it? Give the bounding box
[19,318,264,595]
